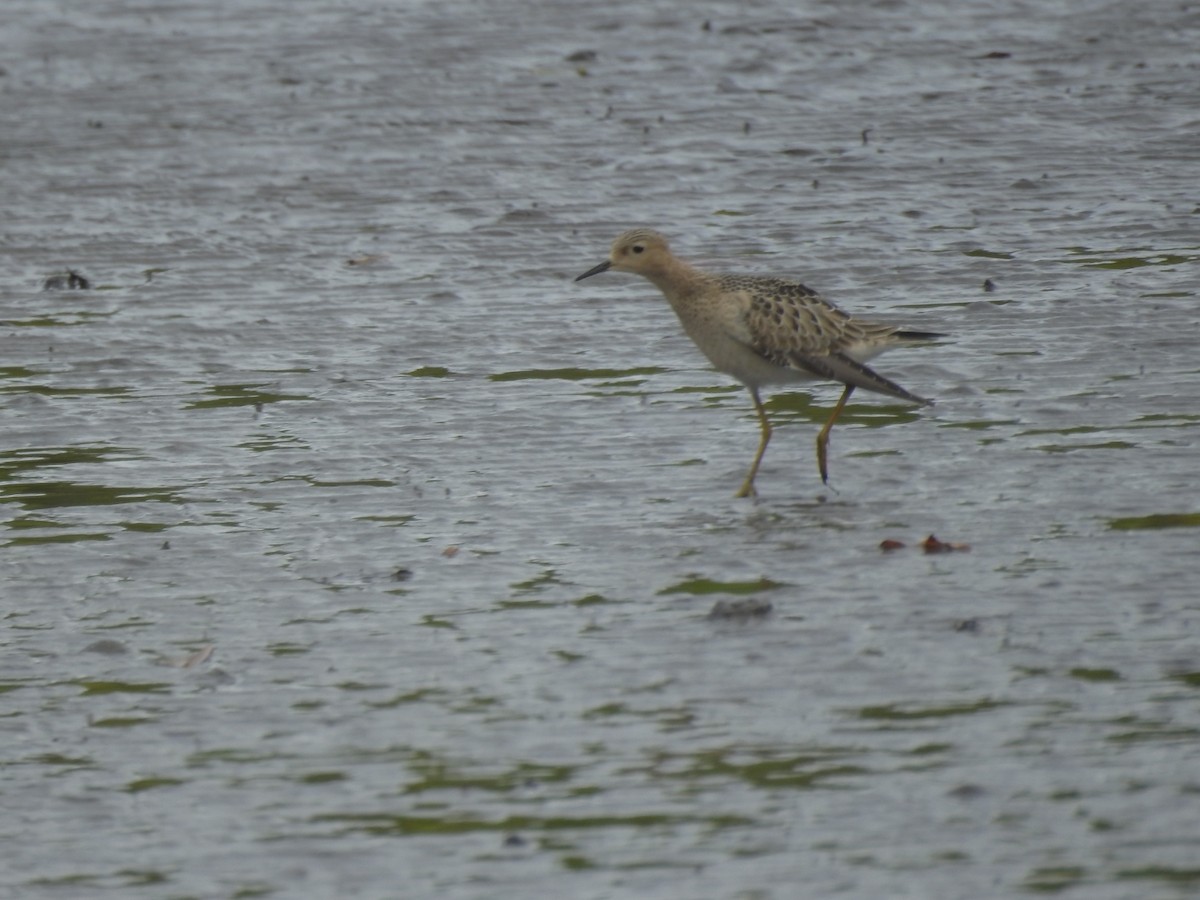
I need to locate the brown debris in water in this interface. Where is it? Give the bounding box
[879,535,971,554]
[921,534,971,554]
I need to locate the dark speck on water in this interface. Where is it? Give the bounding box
[41,270,90,290]
[83,639,129,655]
[708,597,774,620]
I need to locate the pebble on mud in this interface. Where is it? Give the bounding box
[42,270,90,290]
[707,597,773,620]
[83,639,128,655]
[880,535,970,553]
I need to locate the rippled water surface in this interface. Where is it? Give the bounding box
[3,0,1199,897]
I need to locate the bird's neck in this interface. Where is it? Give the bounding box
[642,257,710,300]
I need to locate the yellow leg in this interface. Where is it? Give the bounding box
[816,385,855,485]
[736,387,771,498]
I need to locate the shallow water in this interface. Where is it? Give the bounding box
[2,0,1199,897]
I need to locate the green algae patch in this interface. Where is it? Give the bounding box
[1108,512,1200,531]
[658,577,784,596]
[858,698,1006,720]
[489,366,667,382]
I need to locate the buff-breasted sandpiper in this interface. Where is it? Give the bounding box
[575,229,942,497]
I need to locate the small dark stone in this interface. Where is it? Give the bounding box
[42,270,91,291]
[948,783,987,798]
[708,598,773,620]
[84,639,128,655]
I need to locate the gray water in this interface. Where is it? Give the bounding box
[3,0,1199,897]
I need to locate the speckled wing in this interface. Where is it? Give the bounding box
[733,276,929,404]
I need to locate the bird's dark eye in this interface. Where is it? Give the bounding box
[632,244,645,254]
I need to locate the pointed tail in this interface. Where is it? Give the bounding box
[894,330,946,343]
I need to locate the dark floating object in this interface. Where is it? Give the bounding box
[983,278,996,292]
[83,639,128,655]
[880,535,970,553]
[707,597,773,620]
[42,270,91,290]
[948,783,987,799]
